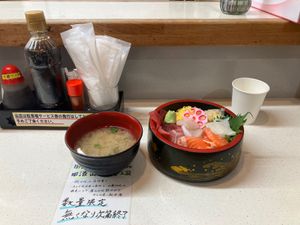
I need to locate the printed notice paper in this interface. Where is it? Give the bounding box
[52,163,132,225]
[252,0,300,23]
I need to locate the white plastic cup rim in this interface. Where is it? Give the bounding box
[232,77,270,95]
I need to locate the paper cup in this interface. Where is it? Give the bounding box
[231,77,270,124]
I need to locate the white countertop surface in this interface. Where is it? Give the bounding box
[0,1,276,21]
[0,99,299,225]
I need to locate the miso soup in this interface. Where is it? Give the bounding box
[75,126,136,157]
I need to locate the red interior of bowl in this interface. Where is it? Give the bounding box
[149,99,244,153]
[66,111,143,150]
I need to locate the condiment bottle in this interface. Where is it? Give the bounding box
[66,79,84,111]
[1,64,36,109]
[24,10,63,109]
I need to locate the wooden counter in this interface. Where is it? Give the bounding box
[1,1,300,46]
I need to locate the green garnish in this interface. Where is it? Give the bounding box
[164,110,176,123]
[229,112,251,133]
[225,135,235,143]
[94,144,102,149]
[110,127,119,133]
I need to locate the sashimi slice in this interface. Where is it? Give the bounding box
[186,136,212,149]
[181,125,202,137]
[205,119,236,137]
[177,136,188,147]
[202,127,228,147]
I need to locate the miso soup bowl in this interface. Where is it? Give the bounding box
[148,99,244,182]
[65,111,143,176]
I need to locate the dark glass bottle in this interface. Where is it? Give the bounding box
[220,0,252,15]
[24,10,63,109]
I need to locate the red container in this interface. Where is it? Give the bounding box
[65,111,143,176]
[148,99,244,182]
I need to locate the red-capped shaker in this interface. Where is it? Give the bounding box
[1,64,36,109]
[66,79,85,111]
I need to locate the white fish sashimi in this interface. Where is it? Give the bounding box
[178,117,202,137]
[181,125,202,137]
[176,117,199,129]
[206,120,236,137]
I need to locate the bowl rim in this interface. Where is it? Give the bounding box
[149,99,244,154]
[65,111,143,159]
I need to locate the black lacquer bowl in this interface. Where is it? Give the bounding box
[148,99,244,182]
[65,111,143,176]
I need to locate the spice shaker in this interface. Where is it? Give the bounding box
[220,0,252,15]
[1,64,36,109]
[66,79,85,111]
[24,10,64,109]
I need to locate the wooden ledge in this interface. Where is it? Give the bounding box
[1,18,300,47]
[1,1,300,46]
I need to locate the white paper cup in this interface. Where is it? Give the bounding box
[232,77,270,124]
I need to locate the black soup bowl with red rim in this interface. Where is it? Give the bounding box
[65,111,143,176]
[148,99,244,182]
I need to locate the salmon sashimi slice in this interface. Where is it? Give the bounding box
[185,136,212,149]
[202,127,228,147]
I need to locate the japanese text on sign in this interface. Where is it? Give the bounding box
[52,163,132,225]
[13,112,91,127]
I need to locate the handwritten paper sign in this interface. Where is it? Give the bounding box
[52,163,132,225]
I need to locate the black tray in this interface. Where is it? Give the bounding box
[0,91,124,130]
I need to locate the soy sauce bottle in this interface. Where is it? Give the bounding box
[24,10,63,109]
